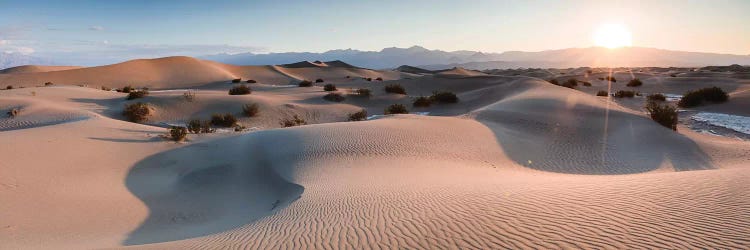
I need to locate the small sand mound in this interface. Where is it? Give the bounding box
[0,99,92,131]
[435,67,487,77]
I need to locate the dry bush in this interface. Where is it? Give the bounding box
[384,84,406,94]
[121,86,133,93]
[229,85,252,95]
[627,78,643,87]
[126,90,149,100]
[560,78,578,89]
[549,79,559,85]
[323,92,345,102]
[7,108,19,118]
[385,104,408,114]
[298,80,313,87]
[604,76,617,82]
[348,109,367,121]
[581,81,592,87]
[187,119,202,134]
[647,93,667,102]
[246,79,257,83]
[123,102,151,123]
[315,78,325,83]
[211,113,238,127]
[412,96,432,107]
[353,88,371,97]
[232,78,242,83]
[280,115,307,127]
[678,86,729,108]
[596,90,609,96]
[183,91,196,102]
[6,85,12,90]
[101,86,111,91]
[375,77,383,81]
[323,84,337,91]
[430,91,459,103]
[614,90,635,98]
[645,101,678,131]
[242,103,259,117]
[44,82,53,86]
[168,126,188,141]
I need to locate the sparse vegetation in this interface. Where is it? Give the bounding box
[122,102,151,123]
[242,103,260,117]
[315,78,324,83]
[670,73,677,77]
[581,81,592,87]
[604,76,617,82]
[348,109,367,121]
[280,115,307,127]
[323,84,337,91]
[44,82,53,86]
[385,104,408,114]
[626,78,643,87]
[232,78,242,83]
[298,80,313,87]
[561,78,578,89]
[7,108,19,118]
[549,79,559,85]
[229,84,252,95]
[430,91,459,103]
[121,86,133,93]
[645,101,678,131]
[101,86,111,91]
[375,77,383,81]
[353,88,372,97]
[183,91,196,102]
[412,96,432,107]
[647,93,667,102]
[6,85,12,90]
[126,90,149,100]
[614,90,636,98]
[168,126,188,141]
[211,113,238,127]
[187,119,202,134]
[384,84,406,94]
[323,92,345,102]
[365,77,373,81]
[246,79,257,83]
[677,86,729,108]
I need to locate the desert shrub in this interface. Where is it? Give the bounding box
[365,78,373,81]
[323,84,337,91]
[647,93,667,102]
[122,86,133,93]
[353,88,372,97]
[232,78,242,83]
[44,82,53,86]
[229,84,252,95]
[280,115,307,127]
[183,91,196,102]
[670,73,677,77]
[101,86,111,91]
[298,80,313,87]
[246,79,257,83]
[626,78,643,87]
[412,96,432,107]
[614,90,635,98]
[200,120,214,133]
[7,108,19,118]
[323,92,345,102]
[6,85,12,90]
[549,79,559,85]
[211,113,238,127]
[348,109,367,121]
[375,77,383,81]
[315,78,324,83]
[581,81,592,87]
[645,101,678,131]
[430,91,459,103]
[242,103,259,117]
[187,119,202,134]
[604,76,617,82]
[123,102,151,123]
[561,78,578,89]
[126,90,149,100]
[678,86,729,108]
[384,84,406,94]
[385,104,408,114]
[234,124,247,132]
[168,126,188,141]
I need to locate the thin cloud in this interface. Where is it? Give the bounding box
[89,25,104,31]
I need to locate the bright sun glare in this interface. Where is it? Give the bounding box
[593,23,633,48]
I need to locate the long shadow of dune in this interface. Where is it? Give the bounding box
[123,132,304,245]
[475,98,714,174]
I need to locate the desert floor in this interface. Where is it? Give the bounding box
[1,58,749,249]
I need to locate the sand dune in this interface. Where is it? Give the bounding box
[1,68,749,249]
[0,65,83,74]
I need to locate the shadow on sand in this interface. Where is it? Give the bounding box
[475,97,714,174]
[122,133,303,245]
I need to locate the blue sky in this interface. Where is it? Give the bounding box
[1,0,748,65]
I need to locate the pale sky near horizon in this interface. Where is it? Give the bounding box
[1,0,748,65]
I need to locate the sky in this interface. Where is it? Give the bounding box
[1,0,748,65]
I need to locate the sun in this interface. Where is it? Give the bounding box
[593,23,633,48]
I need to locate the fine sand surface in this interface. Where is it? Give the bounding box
[1,58,749,249]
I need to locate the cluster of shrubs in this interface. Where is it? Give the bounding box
[187,119,215,134]
[280,115,307,127]
[242,103,259,117]
[384,84,407,94]
[645,101,678,131]
[596,90,609,96]
[647,93,667,102]
[561,78,578,89]
[324,84,337,91]
[210,113,238,127]
[548,79,559,85]
[385,104,408,114]
[168,126,188,141]
[348,109,367,121]
[626,78,643,87]
[126,89,149,100]
[323,92,345,102]
[411,91,459,107]
[298,80,313,87]
[353,88,371,97]
[119,86,134,93]
[677,86,729,108]
[123,102,151,123]
[229,85,252,95]
[614,90,636,98]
